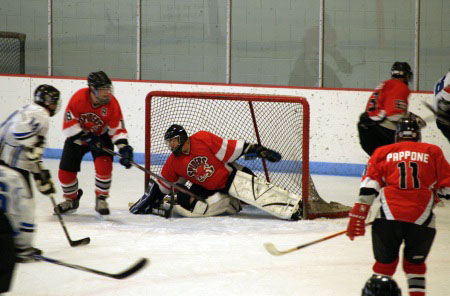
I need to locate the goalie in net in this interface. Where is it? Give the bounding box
[130,124,348,220]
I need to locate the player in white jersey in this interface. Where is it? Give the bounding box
[0,85,60,270]
[0,161,35,293]
[433,71,450,142]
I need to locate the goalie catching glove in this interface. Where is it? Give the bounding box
[243,143,281,162]
[33,166,55,195]
[346,203,370,240]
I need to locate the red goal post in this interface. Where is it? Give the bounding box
[144,91,349,219]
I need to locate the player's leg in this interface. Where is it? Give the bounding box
[436,120,450,143]
[0,212,16,294]
[91,134,114,215]
[56,139,88,214]
[402,223,436,296]
[371,218,403,276]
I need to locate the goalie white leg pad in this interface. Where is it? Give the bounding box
[173,192,240,218]
[228,170,301,220]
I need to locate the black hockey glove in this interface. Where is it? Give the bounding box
[33,168,55,195]
[80,133,103,153]
[244,144,282,162]
[118,145,134,169]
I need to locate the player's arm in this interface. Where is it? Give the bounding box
[434,147,450,200]
[107,101,134,168]
[347,154,383,240]
[62,98,83,139]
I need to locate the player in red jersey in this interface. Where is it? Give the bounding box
[54,71,134,215]
[358,62,425,156]
[347,116,450,296]
[130,125,304,220]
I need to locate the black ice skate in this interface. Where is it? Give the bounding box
[95,195,110,215]
[54,189,83,214]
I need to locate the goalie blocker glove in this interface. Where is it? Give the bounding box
[346,202,370,240]
[129,179,165,215]
[243,143,282,162]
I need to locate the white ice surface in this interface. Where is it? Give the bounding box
[5,159,450,296]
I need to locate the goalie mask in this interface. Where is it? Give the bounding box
[164,124,188,157]
[87,71,113,105]
[34,84,61,117]
[395,116,421,142]
[391,62,412,84]
[362,275,401,296]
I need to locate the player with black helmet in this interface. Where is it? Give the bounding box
[55,71,134,215]
[357,62,425,156]
[361,275,402,296]
[129,124,305,220]
[0,84,61,291]
[348,115,450,296]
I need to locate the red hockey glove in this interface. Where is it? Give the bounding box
[347,203,370,240]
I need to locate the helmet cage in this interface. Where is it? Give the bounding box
[164,125,188,157]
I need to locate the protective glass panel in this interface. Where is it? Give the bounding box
[53,0,137,78]
[324,0,415,88]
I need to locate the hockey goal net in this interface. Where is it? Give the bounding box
[145,91,350,219]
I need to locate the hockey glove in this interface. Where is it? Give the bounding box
[244,144,282,162]
[15,247,42,263]
[118,145,134,169]
[346,203,370,240]
[33,168,55,195]
[80,133,103,153]
[408,112,427,128]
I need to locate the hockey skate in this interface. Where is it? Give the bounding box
[54,189,83,214]
[95,195,110,215]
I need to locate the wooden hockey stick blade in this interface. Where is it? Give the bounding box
[31,255,149,280]
[264,221,374,256]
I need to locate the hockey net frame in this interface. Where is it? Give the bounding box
[144,91,350,219]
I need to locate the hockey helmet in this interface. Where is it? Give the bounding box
[34,84,61,117]
[395,115,421,142]
[87,71,112,104]
[391,62,413,83]
[362,275,402,296]
[164,124,188,157]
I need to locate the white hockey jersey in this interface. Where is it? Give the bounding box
[433,71,450,116]
[0,103,50,172]
[0,164,35,249]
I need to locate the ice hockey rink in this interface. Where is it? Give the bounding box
[5,159,450,296]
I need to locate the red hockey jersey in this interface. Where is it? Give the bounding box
[360,141,450,225]
[158,130,245,193]
[62,88,128,144]
[365,79,411,129]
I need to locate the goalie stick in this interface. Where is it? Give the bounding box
[102,147,207,203]
[264,221,374,256]
[31,254,148,279]
[35,162,90,247]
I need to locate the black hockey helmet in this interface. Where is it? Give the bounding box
[362,275,402,296]
[395,115,422,142]
[34,84,61,117]
[164,124,188,157]
[87,71,112,104]
[391,62,412,83]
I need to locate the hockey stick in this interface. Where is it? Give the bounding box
[102,147,206,203]
[264,221,374,256]
[31,254,148,279]
[35,162,90,247]
[49,195,91,247]
[422,101,450,126]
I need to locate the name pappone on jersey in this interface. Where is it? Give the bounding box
[386,151,429,163]
[187,156,215,182]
